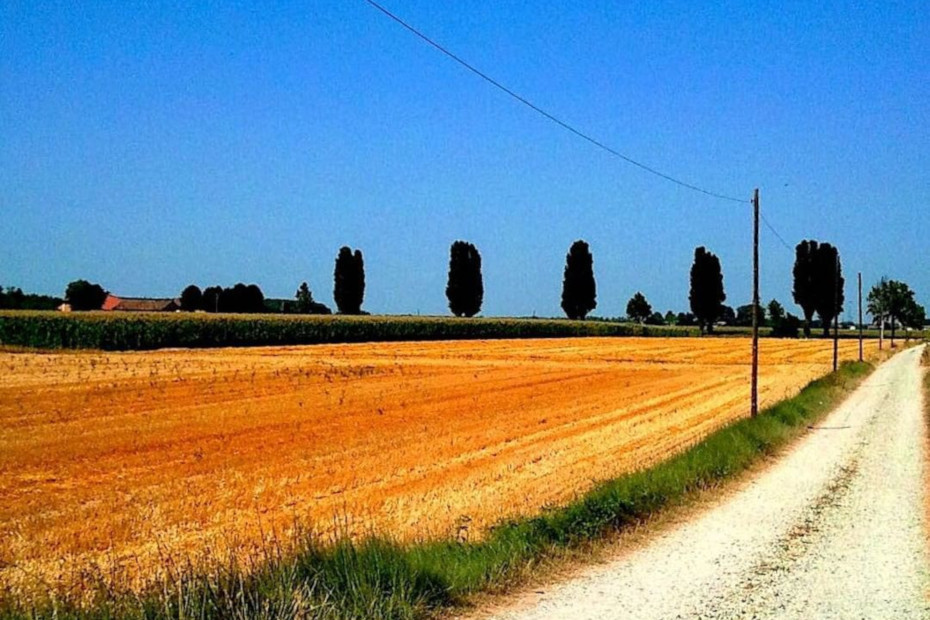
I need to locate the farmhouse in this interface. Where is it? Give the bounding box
[101,294,180,312]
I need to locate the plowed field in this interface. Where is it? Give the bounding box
[0,337,876,595]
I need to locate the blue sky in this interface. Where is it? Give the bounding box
[1,1,927,318]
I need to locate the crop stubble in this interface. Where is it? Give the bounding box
[0,337,876,595]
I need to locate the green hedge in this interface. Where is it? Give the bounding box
[0,311,700,351]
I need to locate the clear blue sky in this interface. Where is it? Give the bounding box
[2,1,927,318]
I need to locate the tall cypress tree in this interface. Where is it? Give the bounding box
[446,241,484,317]
[334,246,365,314]
[813,243,844,336]
[689,246,726,334]
[792,240,819,337]
[561,240,596,320]
[794,240,844,337]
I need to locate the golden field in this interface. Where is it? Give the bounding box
[0,337,877,596]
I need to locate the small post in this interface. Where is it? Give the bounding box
[751,188,760,416]
[858,272,863,362]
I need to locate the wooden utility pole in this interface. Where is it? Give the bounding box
[879,312,884,350]
[751,188,760,417]
[858,272,863,362]
[833,254,840,372]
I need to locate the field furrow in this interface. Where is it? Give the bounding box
[0,337,878,596]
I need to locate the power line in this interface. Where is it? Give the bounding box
[760,212,794,251]
[363,0,750,204]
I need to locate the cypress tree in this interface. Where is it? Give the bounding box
[446,241,484,317]
[334,246,365,314]
[561,240,596,320]
[689,247,726,334]
[813,243,844,336]
[792,240,819,337]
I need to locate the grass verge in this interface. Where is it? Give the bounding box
[0,361,873,619]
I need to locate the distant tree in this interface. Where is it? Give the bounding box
[903,297,926,341]
[813,243,844,336]
[334,246,365,314]
[645,311,665,326]
[664,310,677,325]
[292,282,332,314]
[774,313,802,338]
[244,284,265,313]
[767,299,785,328]
[0,286,61,310]
[886,281,911,347]
[561,240,596,320]
[446,241,484,317]
[766,299,798,337]
[218,285,241,313]
[869,279,918,347]
[312,301,333,315]
[792,240,819,337]
[903,298,926,329]
[0,286,22,309]
[215,283,264,313]
[65,279,108,311]
[626,292,653,324]
[295,282,314,313]
[794,240,844,337]
[736,302,765,328]
[180,285,202,311]
[266,299,294,313]
[202,286,222,312]
[718,305,736,326]
[676,312,698,327]
[689,247,726,334]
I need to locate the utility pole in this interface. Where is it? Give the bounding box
[879,312,884,350]
[833,254,840,372]
[858,272,863,362]
[751,188,760,417]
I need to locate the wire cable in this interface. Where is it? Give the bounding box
[760,212,794,251]
[364,0,750,204]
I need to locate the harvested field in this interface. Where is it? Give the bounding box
[0,337,877,597]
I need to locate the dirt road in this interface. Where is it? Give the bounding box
[489,345,930,619]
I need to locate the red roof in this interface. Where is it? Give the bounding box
[101,294,121,311]
[101,295,180,312]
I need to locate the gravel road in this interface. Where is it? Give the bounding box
[487,345,930,619]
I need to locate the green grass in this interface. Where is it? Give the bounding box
[3,311,915,352]
[0,360,874,619]
[0,311,700,351]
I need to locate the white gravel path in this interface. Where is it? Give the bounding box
[488,345,930,619]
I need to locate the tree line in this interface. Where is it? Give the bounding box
[0,286,62,311]
[23,240,927,337]
[177,246,366,314]
[559,237,924,340]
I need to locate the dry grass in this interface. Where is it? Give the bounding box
[0,337,878,601]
